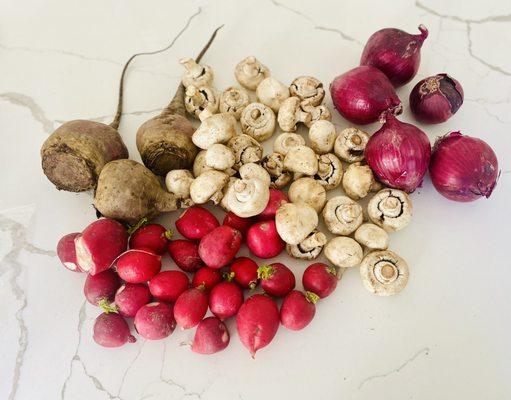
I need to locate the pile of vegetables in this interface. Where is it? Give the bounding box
[46,22,500,357]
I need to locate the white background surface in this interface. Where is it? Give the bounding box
[1,0,510,399]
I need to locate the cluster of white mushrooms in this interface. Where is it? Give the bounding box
[165,56,413,297]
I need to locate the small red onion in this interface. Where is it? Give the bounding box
[360,25,428,87]
[365,113,431,192]
[330,66,402,125]
[410,74,464,124]
[429,132,498,202]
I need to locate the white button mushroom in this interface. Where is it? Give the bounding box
[367,189,412,232]
[288,177,326,213]
[303,105,332,128]
[234,56,270,91]
[324,237,363,268]
[308,120,337,154]
[240,103,276,142]
[286,229,327,260]
[224,178,270,218]
[192,111,238,150]
[256,77,290,112]
[354,223,389,250]
[289,76,325,107]
[204,144,236,171]
[342,162,375,200]
[360,250,409,296]
[283,145,318,176]
[165,169,194,208]
[275,202,319,245]
[189,170,229,205]
[273,133,306,156]
[180,58,214,88]
[334,127,370,163]
[227,134,263,170]
[220,177,237,211]
[261,152,292,189]
[315,153,343,190]
[239,163,271,187]
[184,85,219,119]
[219,86,250,119]
[277,97,311,132]
[322,195,363,235]
[192,150,212,177]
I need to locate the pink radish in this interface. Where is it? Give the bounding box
[302,262,338,298]
[75,218,128,275]
[222,212,254,237]
[198,226,242,269]
[192,317,230,355]
[167,240,203,272]
[236,294,280,357]
[209,281,244,320]
[175,206,219,240]
[149,270,189,303]
[84,269,120,307]
[134,302,176,340]
[114,283,151,318]
[280,290,317,331]
[192,267,222,291]
[246,220,285,259]
[174,287,208,329]
[56,232,84,272]
[230,257,258,289]
[93,312,135,348]
[257,189,288,220]
[116,249,161,283]
[129,222,172,255]
[258,263,295,298]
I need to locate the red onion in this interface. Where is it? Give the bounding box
[429,132,498,202]
[330,66,402,125]
[365,113,431,192]
[409,74,464,124]
[360,25,428,87]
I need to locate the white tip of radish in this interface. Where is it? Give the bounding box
[63,262,77,271]
[116,285,126,295]
[146,302,160,307]
[74,235,93,272]
[221,331,229,343]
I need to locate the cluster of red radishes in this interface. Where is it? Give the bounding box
[57,188,338,356]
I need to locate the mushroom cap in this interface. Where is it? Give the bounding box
[303,104,332,128]
[277,97,311,132]
[227,134,263,169]
[240,102,276,142]
[288,177,326,213]
[225,178,270,218]
[219,86,250,119]
[334,127,370,163]
[180,58,214,88]
[165,169,194,199]
[184,85,219,119]
[239,162,271,187]
[342,162,375,200]
[367,189,412,232]
[190,170,229,204]
[360,250,409,296]
[234,56,270,91]
[354,223,389,250]
[205,143,236,171]
[193,150,212,177]
[286,229,327,260]
[309,120,337,154]
[324,237,363,268]
[275,202,318,245]
[261,152,292,189]
[315,153,343,190]
[289,76,325,107]
[322,195,363,235]
[220,177,238,211]
[256,77,290,112]
[192,113,237,150]
[283,145,318,176]
[273,133,306,156]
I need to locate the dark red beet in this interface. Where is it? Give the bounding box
[209,281,244,320]
[192,317,230,355]
[192,267,222,291]
[116,249,161,283]
[175,206,219,240]
[198,226,242,269]
[114,283,152,318]
[84,269,120,307]
[174,287,209,329]
[246,220,285,259]
[302,262,338,298]
[149,270,189,303]
[257,189,288,220]
[93,312,135,348]
[258,263,295,298]
[134,302,176,340]
[280,290,317,331]
[167,240,203,272]
[129,223,172,254]
[222,212,254,237]
[230,257,258,289]
[57,232,84,272]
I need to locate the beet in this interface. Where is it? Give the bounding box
[209,281,244,320]
[175,206,219,240]
[229,257,258,289]
[114,283,151,318]
[149,270,189,303]
[167,239,203,272]
[192,317,230,355]
[198,226,242,269]
[84,269,120,307]
[174,288,209,329]
[192,267,222,291]
[280,290,317,331]
[129,223,172,254]
[258,263,296,298]
[134,302,176,340]
[302,262,338,298]
[116,249,161,283]
[93,312,135,348]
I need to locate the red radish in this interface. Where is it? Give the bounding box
[149,270,189,303]
[167,240,203,272]
[230,257,258,289]
[222,212,254,236]
[56,232,84,272]
[175,206,219,240]
[209,281,244,320]
[192,317,230,355]
[174,287,209,329]
[257,189,288,220]
[280,290,317,331]
[246,220,285,259]
[116,249,161,283]
[114,283,151,318]
[236,294,280,357]
[198,226,242,269]
[134,302,176,340]
[84,269,120,307]
[93,312,135,348]
[302,263,338,299]
[258,263,295,298]
[192,267,222,291]
[129,223,172,254]
[74,218,128,275]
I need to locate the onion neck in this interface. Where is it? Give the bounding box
[417,24,429,43]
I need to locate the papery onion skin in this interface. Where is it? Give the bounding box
[365,114,431,193]
[429,132,498,202]
[360,25,428,87]
[410,74,464,124]
[330,66,402,125]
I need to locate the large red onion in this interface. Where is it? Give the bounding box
[360,25,428,87]
[330,66,402,125]
[429,132,498,202]
[365,113,431,192]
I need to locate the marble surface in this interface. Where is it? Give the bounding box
[1,0,510,399]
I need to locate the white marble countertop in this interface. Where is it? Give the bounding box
[1,0,510,399]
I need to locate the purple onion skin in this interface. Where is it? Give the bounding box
[429,132,498,202]
[410,74,464,124]
[330,66,402,125]
[361,25,428,87]
[365,114,431,193]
